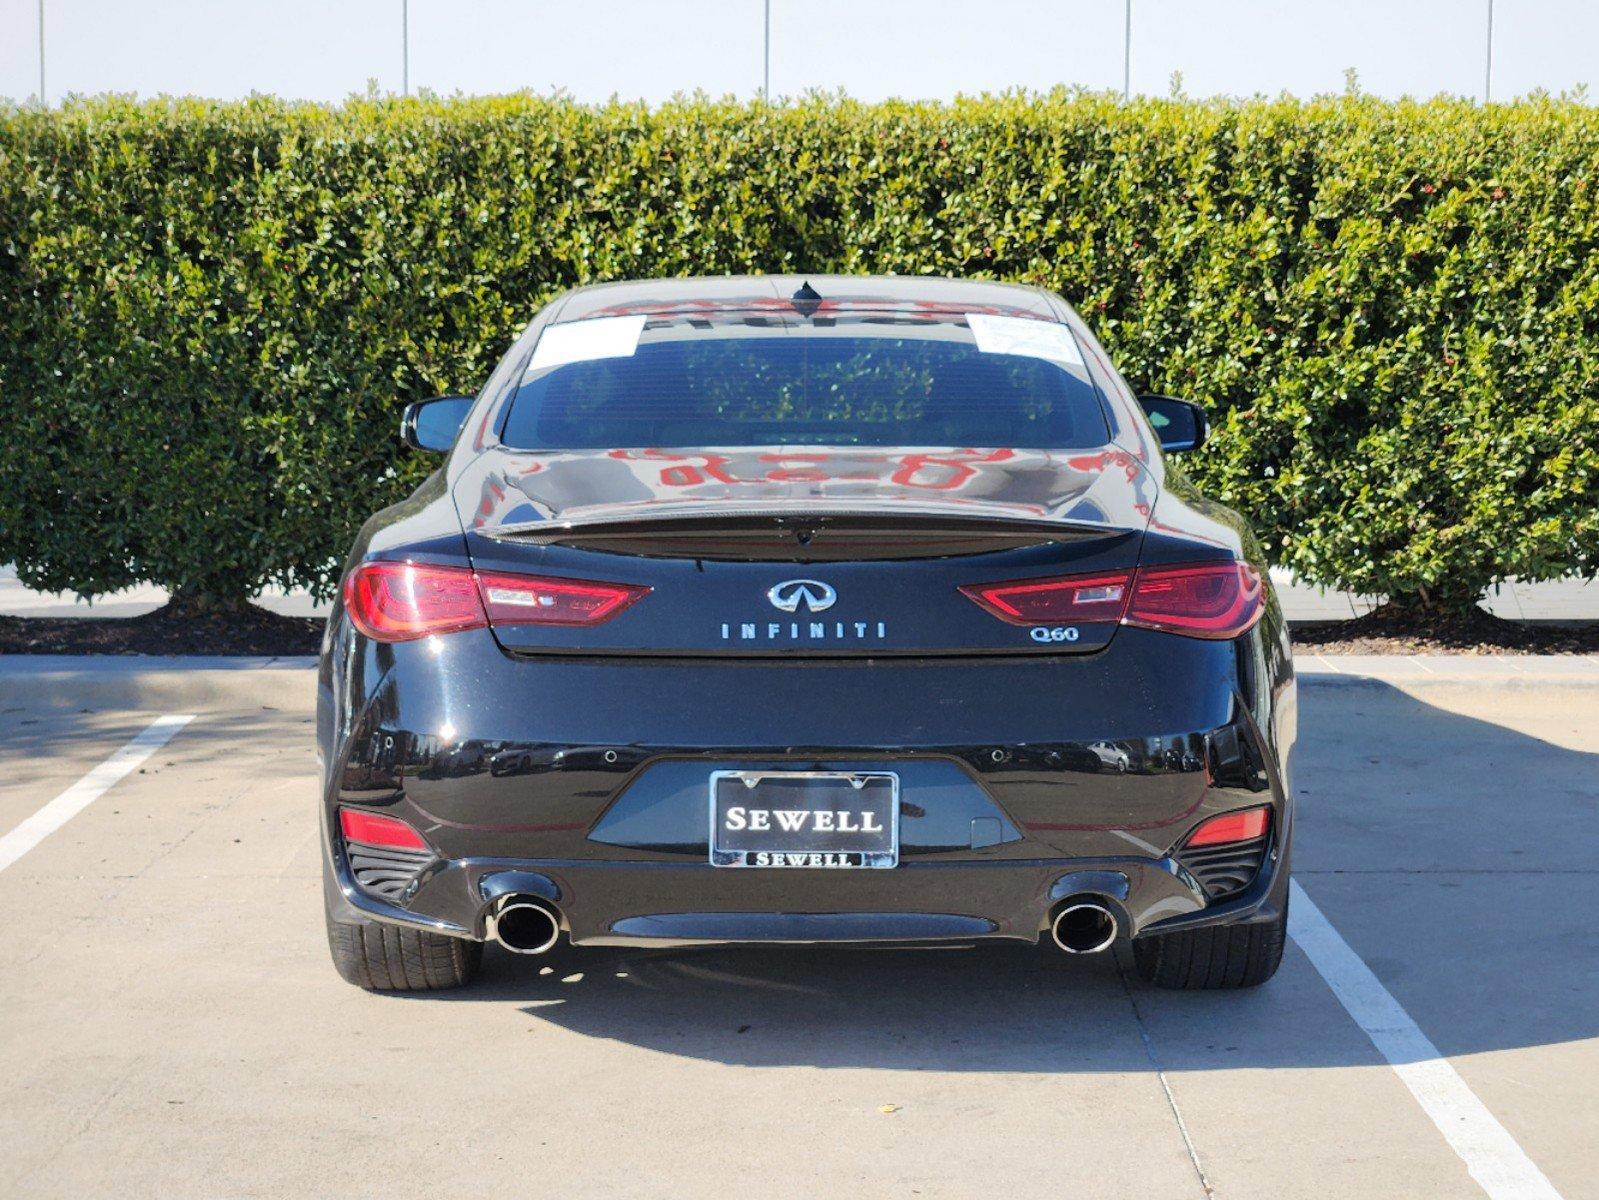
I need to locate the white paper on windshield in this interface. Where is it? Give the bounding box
[965,312,1084,367]
[526,315,648,374]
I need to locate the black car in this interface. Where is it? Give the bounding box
[318,275,1295,992]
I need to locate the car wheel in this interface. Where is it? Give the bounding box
[1131,891,1287,990]
[324,874,482,991]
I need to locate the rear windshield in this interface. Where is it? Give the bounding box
[499,310,1110,450]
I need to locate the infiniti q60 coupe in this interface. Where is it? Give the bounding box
[318,275,1295,992]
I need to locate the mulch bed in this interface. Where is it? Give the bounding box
[1,599,1594,657]
[0,599,324,656]
[1291,605,1599,656]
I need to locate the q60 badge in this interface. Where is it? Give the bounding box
[1030,626,1081,644]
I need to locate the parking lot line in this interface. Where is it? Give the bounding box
[0,713,193,874]
[1289,880,1564,1200]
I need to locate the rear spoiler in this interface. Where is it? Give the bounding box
[478,504,1139,559]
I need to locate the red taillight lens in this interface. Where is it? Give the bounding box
[1125,560,1264,640]
[339,807,429,851]
[958,571,1133,625]
[344,561,486,642]
[960,560,1263,641]
[475,570,650,628]
[1186,806,1270,848]
[343,561,649,642]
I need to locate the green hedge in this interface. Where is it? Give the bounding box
[2,92,1596,609]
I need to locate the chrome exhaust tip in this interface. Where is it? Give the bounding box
[1051,901,1118,955]
[491,898,562,956]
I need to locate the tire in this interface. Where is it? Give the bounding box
[1132,893,1287,990]
[324,876,482,992]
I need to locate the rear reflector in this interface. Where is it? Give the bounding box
[339,808,429,851]
[1185,806,1270,848]
[343,561,648,642]
[960,560,1263,641]
[958,571,1133,625]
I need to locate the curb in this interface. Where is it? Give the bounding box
[0,654,317,672]
[1294,654,1599,686]
[0,655,317,713]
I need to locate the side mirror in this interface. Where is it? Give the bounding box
[401,395,475,453]
[1138,395,1209,453]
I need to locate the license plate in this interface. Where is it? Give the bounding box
[709,771,899,869]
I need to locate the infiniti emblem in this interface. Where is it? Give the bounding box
[767,579,837,613]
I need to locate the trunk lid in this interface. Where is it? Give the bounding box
[454,446,1156,656]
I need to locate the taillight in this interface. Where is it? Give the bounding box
[475,570,649,627]
[1125,561,1264,640]
[343,561,649,642]
[958,571,1133,625]
[344,561,485,642]
[959,559,1263,641]
[1185,806,1270,848]
[339,807,429,851]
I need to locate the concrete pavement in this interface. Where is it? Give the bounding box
[0,656,1594,1198]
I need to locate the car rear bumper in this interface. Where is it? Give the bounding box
[320,621,1295,947]
[325,829,1291,947]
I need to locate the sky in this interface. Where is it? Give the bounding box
[0,0,1595,106]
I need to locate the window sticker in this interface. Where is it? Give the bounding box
[527,314,649,375]
[965,312,1084,368]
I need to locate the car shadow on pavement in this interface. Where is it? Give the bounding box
[443,935,1424,1075]
[500,941,1176,1073]
[393,680,1599,1074]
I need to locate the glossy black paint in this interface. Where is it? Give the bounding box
[319,275,1296,951]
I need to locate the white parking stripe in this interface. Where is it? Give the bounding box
[0,714,194,874]
[1289,880,1563,1200]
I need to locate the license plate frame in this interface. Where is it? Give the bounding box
[708,770,900,869]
